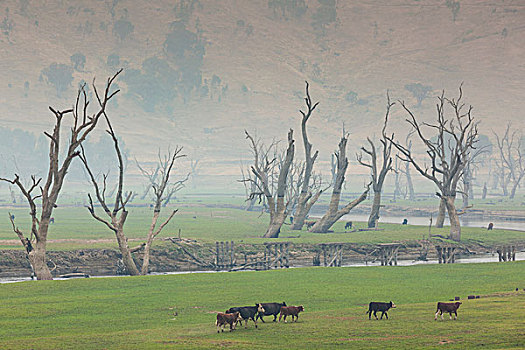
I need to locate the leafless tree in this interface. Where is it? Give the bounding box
[292,81,325,230]
[459,146,486,207]
[136,147,188,274]
[399,132,416,201]
[81,118,186,275]
[0,70,121,280]
[243,129,295,238]
[240,161,261,211]
[494,124,525,199]
[189,158,201,189]
[392,156,403,202]
[138,163,159,200]
[388,85,480,241]
[357,94,394,228]
[310,134,371,233]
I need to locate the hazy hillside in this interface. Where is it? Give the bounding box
[1,0,524,181]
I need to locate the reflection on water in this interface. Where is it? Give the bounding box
[342,252,525,267]
[337,214,525,231]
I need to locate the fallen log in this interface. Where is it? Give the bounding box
[59,273,90,279]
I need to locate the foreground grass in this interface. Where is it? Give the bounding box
[1,262,524,349]
[1,206,524,250]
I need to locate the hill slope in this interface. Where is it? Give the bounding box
[0,0,524,178]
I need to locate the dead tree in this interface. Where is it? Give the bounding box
[243,129,295,238]
[292,81,325,230]
[357,94,394,228]
[310,134,371,233]
[392,155,406,203]
[138,164,159,200]
[80,105,140,275]
[494,124,525,199]
[460,147,485,208]
[388,85,480,241]
[82,116,188,275]
[136,147,188,274]
[240,161,264,211]
[189,158,201,189]
[0,70,121,280]
[400,132,416,201]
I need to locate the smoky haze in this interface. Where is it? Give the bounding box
[0,0,524,194]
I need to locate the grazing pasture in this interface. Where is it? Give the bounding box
[0,262,524,349]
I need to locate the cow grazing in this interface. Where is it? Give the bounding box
[367,301,396,320]
[305,220,316,229]
[226,304,265,328]
[345,221,353,230]
[216,312,241,333]
[256,302,286,323]
[487,222,494,230]
[402,218,408,225]
[435,302,461,320]
[279,305,304,323]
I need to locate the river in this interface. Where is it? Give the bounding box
[337,214,525,231]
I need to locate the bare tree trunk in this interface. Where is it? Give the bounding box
[357,94,394,229]
[140,211,158,275]
[368,191,381,228]
[264,201,288,238]
[462,183,470,208]
[244,130,295,239]
[138,148,185,274]
[405,162,415,200]
[444,196,461,241]
[482,183,487,199]
[436,197,446,228]
[310,190,368,233]
[509,182,519,199]
[29,238,53,280]
[292,190,322,230]
[310,135,370,233]
[114,214,140,276]
[291,81,321,230]
[393,157,402,202]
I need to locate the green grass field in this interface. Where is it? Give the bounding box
[1,262,524,349]
[1,205,524,250]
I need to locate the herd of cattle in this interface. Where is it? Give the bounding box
[215,300,462,332]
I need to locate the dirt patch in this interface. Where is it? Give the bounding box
[209,340,251,347]
[337,335,418,342]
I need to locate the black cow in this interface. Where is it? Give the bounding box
[345,221,353,230]
[435,302,461,320]
[367,301,396,320]
[402,218,408,225]
[226,304,265,328]
[305,220,316,229]
[487,222,494,230]
[256,302,286,322]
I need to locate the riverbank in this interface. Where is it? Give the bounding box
[2,238,523,279]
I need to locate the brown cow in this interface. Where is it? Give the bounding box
[216,312,241,332]
[435,302,462,320]
[279,305,304,323]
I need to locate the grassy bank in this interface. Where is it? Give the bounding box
[1,206,524,250]
[1,262,524,349]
